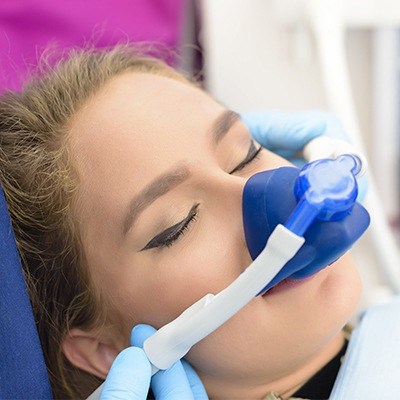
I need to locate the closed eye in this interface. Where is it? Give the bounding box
[229,141,263,174]
[140,203,199,251]
[140,141,262,252]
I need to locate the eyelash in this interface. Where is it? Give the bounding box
[141,204,199,251]
[230,143,263,174]
[161,207,199,249]
[145,143,262,251]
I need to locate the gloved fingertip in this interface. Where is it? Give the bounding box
[290,157,307,168]
[131,324,156,347]
[100,347,151,400]
[151,360,195,399]
[181,360,209,400]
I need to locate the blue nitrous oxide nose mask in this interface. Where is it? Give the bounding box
[243,154,371,295]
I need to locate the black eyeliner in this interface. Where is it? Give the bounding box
[229,141,262,174]
[140,204,199,251]
[140,142,261,252]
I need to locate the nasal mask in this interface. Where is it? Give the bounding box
[89,137,371,398]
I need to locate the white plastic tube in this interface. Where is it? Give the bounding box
[87,225,304,399]
[303,137,367,178]
[144,225,304,370]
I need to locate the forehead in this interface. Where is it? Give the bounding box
[70,72,225,159]
[68,72,225,236]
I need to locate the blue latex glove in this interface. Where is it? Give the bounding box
[240,109,367,202]
[100,324,208,400]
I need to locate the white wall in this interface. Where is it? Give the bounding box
[201,0,372,143]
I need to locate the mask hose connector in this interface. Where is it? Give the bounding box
[284,154,362,236]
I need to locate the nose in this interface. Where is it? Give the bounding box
[198,169,251,264]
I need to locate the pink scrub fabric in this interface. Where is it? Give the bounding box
[0,0,185,92]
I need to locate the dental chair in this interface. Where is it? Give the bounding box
[0,187,52,398]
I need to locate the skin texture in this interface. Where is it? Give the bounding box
[64,72,362,399]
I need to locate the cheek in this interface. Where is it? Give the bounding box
[119,226,248,329]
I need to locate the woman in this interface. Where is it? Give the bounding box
[0,46,361,399]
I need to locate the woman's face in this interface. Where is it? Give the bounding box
[70,72,361,397]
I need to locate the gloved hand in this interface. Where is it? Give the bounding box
[240,109,367,202]
[100,324,208,400]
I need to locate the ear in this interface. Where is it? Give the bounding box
[62,328,122,379]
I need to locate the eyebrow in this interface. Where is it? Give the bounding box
[123,164,191,235]
[211,110,241,144]
[122,109,240,235]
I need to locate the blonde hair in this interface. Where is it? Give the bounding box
[0,45,191,398]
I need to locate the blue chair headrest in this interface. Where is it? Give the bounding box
[0,188,52,398]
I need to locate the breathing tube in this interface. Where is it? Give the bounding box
[88,143,370,400]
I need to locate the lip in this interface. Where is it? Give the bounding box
[262,273,318,297]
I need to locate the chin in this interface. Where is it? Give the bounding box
[265,252,362,336]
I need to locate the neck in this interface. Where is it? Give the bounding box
[201,331,345,400]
